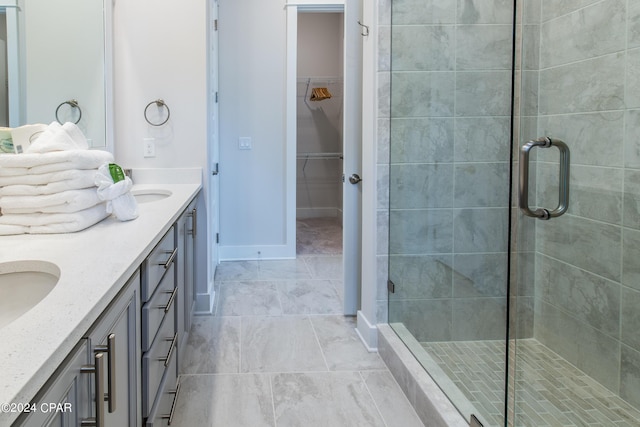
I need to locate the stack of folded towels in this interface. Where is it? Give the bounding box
[0,122,114,235]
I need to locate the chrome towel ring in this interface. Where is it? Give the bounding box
[144,99,170,126]
[55,99,82,124]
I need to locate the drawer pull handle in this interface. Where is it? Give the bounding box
[93,334,116,413]
[159,248,177,269]
[158,333,177,367]
[162,381,182,425]
[81,352,105,427]
[188,207,197,237]
[158,287,177,313]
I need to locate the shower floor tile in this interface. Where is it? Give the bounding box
[422,339,640,427]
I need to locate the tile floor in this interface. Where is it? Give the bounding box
[171,218,424,427]
[423,339,640,427]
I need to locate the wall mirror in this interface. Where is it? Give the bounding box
[0,0,113,151]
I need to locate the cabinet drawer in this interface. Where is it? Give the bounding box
[142,301,176,417]
[145,347,179,427]
[142,226,176,302]
[141,262,176,351]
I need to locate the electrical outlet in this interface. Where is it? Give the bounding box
[143,138,155,157]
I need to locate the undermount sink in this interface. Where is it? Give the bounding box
[132,189,172,203]
[0,260,60,329]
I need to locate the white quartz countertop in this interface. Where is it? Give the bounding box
[0,170,202,426]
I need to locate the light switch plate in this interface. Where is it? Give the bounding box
[143,138,155,157]
[239,137,252,150]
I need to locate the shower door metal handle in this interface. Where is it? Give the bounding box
[519,136,570,220]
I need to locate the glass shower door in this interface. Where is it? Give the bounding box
[387,1,515,425]
[512,1,640,425]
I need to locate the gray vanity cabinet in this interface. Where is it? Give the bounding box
[86,269,141,427]
[176,198,197,368]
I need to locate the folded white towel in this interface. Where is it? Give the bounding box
[95,163,138,221]
[0,170,97,196]
[0,203,109,234]
[0,169,97,187]
[26,122,89,153]
[10,124,48,153]
[0,149,113,176]
[0,188,101,214]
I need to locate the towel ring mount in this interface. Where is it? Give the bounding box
[55,99,82,125]
[144,99,171,126]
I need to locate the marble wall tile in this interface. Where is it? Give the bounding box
[377,164,389,210]
[377,209,389,256]
[391,0,455,25]
[277,279,342,315]
[452,297,506,340]
[216,281,282,316]
[522,0,541,25]
[391,71,455,117]
[378,71,391,118]
[181,316,240,374]
[629,0,640,49]
[271,372,386,427]
[621,288,640,351]
[536,254,621,337]
[456,0,513,24]
[519,70,539,117]
[541,0,602,22]
[453,117,510,162]
[455,71,512,117]
[626,48,640,109]
[392,25,454,71]
[521,25,540,71]
[361,370,424,427]
[452,253,508,298]
[621,345,640,408]
[511,295,534,339]
[378,0,391,26]
[534,301,621,391]
[240,316,327,373]
[453,208,509,253]
[537,111,624,168]
[625,110,640,169]
[310,315,387,371]
[390,117,454,163]
[388,298,452,342]
[513,251,535,297]
[377,118,390,164]
[390,164,454,209]
[172,374,275,427]
[389,209,453,254]
[378,24,391,72]
[377,254,389,300]
[388,254,453,299]
[454,162,510,207]
[540,0,625,68]
[456,25,513,70]
[539,52,625,115]
[622,228,640,291]
[624,170,640,229]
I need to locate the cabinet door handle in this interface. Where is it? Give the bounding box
[81,352,105,427]
[93,334,116,413]
[158,333,178,367]
[158,287,177,313]
[188,207,197,237]
[159,248,177,269]
[162,381,182,425]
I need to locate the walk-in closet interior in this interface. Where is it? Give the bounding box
[386,0,640,425]
[296,11,344,250]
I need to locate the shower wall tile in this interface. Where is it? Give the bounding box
[621,288,640,351]
[377,164,389,210]
[537,111,624,167]
[378,71,391,118]
[541,0,602,22]
[453,208,509,253]
[620,345,640,409]
[456,25,513,70]
[391,25,454,71]
[540,0,626,69]
[456,0,513,24]
[536,254,621,338]
[522,25,540,71]
[629,1,640,49]
[389,209,453,254]
[388,299,452,342]
[522,0,541,25]
[455,71,512,116]
[622,228,640,292]
[391,0,455,25]
[377,209,389,256]
[536,215,622,282]
[377,118,390,164]
[513,252,535,297]
[388,254,453,299]
[390,164,454,209]
[624,170,640,230]
[391,72,455,117]
[452,253,508,298]
[511,296,534,339]
[534,300,620,392]
[625,110,640,169]
[453,117,510,162]
[626,48,640,109]
[539,52,625,115]
[390,117,454,163]
[453,163,510,208]
[452,297,506,340]
[378,0,391,26]
[520,70,539,117]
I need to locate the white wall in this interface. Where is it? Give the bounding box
[218,0,289,259]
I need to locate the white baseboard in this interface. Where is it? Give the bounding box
[355,310,378,352]
[194,278,216,314]
[219,244,296,261]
